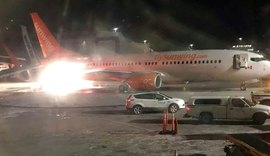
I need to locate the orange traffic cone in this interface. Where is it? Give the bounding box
[173,117,178,135]
[159,110,168,134]
[171,113,175,134]
[163,110,168,133]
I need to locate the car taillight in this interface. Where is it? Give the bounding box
[126,98,134,106]
[185,105,190,112]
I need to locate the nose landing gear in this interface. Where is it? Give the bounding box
[240,82,246,91]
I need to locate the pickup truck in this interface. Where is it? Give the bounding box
[184,96,270,124]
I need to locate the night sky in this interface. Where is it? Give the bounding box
[0,0,270,58]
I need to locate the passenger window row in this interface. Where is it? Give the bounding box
[88,59,221,66]
[88,61,158,66]
[162,60,222,65]
[89,62,142,66]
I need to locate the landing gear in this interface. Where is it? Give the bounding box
[240,82,246,91]
[119,83,129,93]
[183,81,189,91]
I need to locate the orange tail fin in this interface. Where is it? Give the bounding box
[30,12,61,59]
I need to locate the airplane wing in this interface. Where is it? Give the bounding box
[0,56,26,61]
[84,69,162,92]
[0,64,41,80]
[84,70,133,81]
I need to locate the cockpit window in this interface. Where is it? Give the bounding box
[250,57,267,62]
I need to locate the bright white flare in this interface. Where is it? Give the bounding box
[38,61,89,95]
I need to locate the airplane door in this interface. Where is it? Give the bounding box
[233,54,248,69]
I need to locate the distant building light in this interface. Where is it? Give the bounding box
[143,40,147,44]
[189,44,194,50]
[232,44,252,48]
[113,27,119,32]
[232,44,254,52]
[81,40,86,46]
[238,37,242,41]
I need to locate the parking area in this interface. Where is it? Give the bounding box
[0,89,269,156]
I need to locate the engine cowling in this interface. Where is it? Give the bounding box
[126,73,162,90]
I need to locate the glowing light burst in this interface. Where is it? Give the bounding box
[38,61,89,95]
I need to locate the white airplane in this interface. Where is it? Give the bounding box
[5,12,270,93]
[0,43,33,82]
[0,43,27,72]
[84,50,270,92]
[0,62,10,71]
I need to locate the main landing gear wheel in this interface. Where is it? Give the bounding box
[119,83,129,93]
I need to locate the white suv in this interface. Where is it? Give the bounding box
[125,92,185,114]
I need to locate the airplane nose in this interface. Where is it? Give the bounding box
[264,61,270,75]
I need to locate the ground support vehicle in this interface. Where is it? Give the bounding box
[251,89,270,105]
[224,133,270,156]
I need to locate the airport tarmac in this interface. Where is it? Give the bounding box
[0,87,269,156]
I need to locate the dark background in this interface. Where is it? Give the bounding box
[0,0,270,59]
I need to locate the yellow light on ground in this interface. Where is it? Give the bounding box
[38,61,88,95]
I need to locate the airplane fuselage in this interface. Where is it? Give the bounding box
[30,12,270,91]
[84,49,270,84]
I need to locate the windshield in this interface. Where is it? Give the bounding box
[250,57,267,62]
[242,98,256,106]
[159,93,172,99]
[1,1,270,156]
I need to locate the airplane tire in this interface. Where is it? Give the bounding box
[119,83,129,93]
[240,83,246,91]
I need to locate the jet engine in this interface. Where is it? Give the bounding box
[119,73,162,92]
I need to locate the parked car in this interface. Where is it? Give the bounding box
[185,96,270,124]
[125,92,185,114]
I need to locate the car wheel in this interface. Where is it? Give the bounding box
[168,103,179,113]
[253,113,267,125]
[133,105,143,115]
[199,113,213,124]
